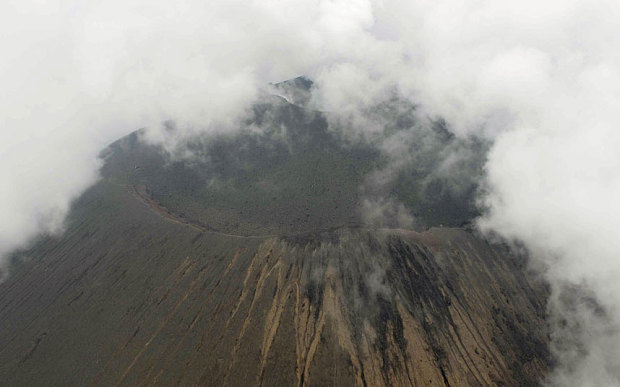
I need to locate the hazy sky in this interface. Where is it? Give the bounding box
[2,1,620,384]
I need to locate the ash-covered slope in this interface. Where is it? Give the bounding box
[0,182,548,386]
[0,79,548,386]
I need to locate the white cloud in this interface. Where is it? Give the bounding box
[0,0,378,271]
[2,1,620,383]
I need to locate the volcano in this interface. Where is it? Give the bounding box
[0,79,549,386]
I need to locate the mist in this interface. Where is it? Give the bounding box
[2,0,620,384]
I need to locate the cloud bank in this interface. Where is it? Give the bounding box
[2,0,620,384]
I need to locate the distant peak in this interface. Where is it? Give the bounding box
[270,76,314,107]
[273,76,313,91]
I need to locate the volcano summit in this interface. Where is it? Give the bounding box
[0,79,549,386]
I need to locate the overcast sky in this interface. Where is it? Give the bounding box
[2,1,620,384]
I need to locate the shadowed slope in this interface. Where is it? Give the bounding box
[100,86,485,236]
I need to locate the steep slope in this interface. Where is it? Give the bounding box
[0,180,548,386]
[0,80,548,386]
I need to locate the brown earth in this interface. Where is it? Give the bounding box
[0,181,549,386]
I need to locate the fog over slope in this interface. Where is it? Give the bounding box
[2,0,620,384]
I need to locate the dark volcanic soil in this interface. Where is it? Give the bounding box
[0,181,548,386]
[0,80,548,386]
